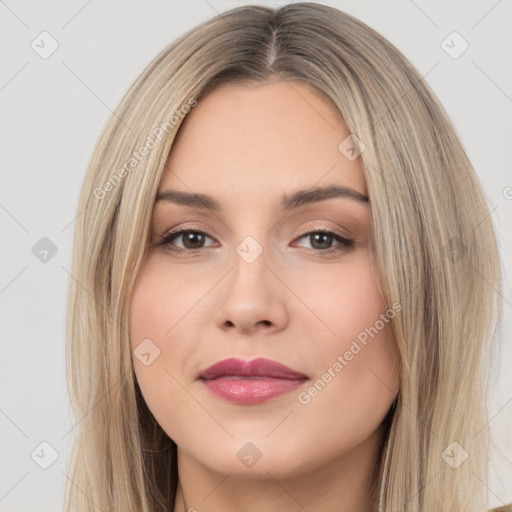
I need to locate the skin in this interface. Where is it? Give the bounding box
[129,79,400,512]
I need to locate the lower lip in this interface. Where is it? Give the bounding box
[202,377,308,404]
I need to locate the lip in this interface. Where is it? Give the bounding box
[198,357,309,404]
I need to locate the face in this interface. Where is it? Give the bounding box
[129,80,400,479]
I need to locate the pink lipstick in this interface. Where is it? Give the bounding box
[198,357,309,404]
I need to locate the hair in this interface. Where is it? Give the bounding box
[64,3,502,511]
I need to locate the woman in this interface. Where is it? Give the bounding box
[64,3,507,511]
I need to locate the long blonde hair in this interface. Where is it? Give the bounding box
[64,3,502,511]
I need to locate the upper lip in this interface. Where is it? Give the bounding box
[198,357,309,380]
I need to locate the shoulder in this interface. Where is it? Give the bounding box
[489,505,512,512]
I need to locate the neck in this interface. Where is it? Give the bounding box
[172,425,383,512]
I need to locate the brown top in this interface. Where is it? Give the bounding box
[490,505,512,512]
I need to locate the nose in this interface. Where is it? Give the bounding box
[213,242,288,336]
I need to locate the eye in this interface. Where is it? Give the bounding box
[158,228,217,253]
[157,227,354,256]
[293,228,354,255]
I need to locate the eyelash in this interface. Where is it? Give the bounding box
[158,227,354,257]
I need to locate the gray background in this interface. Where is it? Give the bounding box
[0,0,511,510]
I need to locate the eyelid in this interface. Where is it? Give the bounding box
[158,223,350,243]
[292,221,353,240]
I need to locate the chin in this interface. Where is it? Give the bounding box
[180,432,321,479]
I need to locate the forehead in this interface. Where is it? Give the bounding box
[160,80,367,198]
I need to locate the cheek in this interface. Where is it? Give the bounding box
[295,251,390,349]
[128,255,218,442]
[129,254,211,347]
[128,258,181,435]
[294,253,399,423]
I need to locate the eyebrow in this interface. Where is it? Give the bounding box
[155,184,369,211]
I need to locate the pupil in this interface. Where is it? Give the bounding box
[311,233,331,250]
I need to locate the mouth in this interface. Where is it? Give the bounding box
[198,357,310,404]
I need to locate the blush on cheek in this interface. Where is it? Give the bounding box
[310,266,388,349]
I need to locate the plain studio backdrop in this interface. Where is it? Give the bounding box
[0,1,511,510]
